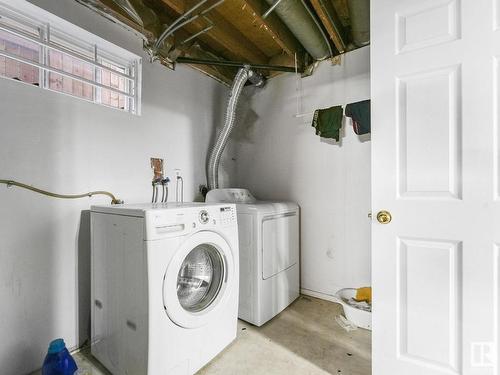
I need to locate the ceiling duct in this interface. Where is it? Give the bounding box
[207,67,265,190]
[264,0,330,60]
[347,0,370,47]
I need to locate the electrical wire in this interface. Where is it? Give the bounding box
[0,179,121,204]
[153,0,225,51]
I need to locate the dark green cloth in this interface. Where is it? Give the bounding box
[345,100,370,135]
[311,105,343,141]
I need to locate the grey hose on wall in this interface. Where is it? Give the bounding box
[207,67,263,190]
[0,179,122,204]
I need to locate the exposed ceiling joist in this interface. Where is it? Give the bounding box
[237,0,303,57]
[79,0,370,84]
[185,62,233,84]
[182,43,236,84]
[77,0,156,40]
[159,0,268,64]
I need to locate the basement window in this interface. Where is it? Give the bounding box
[0,2,141,114]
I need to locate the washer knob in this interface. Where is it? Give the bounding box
[199,210,210,224]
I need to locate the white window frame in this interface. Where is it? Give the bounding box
[0,0,142,114]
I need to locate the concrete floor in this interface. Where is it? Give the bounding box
[38,296,371,375]
[198,296,371,375]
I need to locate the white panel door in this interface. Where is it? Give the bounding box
[372,0,500,374]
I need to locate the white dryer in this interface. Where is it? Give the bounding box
[206,189,299,326]
[90,203,239,375]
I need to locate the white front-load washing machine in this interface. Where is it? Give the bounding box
[90,202,239,375]
[206,189,299,326]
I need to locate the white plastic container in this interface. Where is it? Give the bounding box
[335,288,372,330]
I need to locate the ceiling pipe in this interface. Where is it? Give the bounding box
[309,0,348,53]
[112,0,162,35]
[347,0,370,47]
[298,0,334,58]
[180,24,213,44]
[154,0,209,51]
[263,0,330,60]
[75,0,159,38]
[262,0,285,19]
[110,0,143,26]
[153,0,225,53]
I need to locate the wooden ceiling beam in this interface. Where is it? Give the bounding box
[147,9,237,83]
[159,0,269,64]
[309,0,348,54]
[238,0,303,57]
[80,0,236,83]
[77,0,156,40]
[186,63,234,85]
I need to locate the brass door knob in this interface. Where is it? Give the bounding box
[376,210,392,224]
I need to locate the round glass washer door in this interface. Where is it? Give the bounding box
[177,244,224,312]
[163,230,235,329]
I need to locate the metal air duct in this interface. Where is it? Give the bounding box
[347,0,370,47]
[264,0,330,60]
[207,67,264,190]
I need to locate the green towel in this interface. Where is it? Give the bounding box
[311,105,343,141]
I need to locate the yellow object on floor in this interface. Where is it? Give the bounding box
[354,287,372,304]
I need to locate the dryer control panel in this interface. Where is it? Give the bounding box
[206,188,257,204]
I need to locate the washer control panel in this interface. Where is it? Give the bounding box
[199,210,210,224]
[219,206,236,226]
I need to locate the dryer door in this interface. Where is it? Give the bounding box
[163,231,235,328]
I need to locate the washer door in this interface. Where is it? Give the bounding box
[163,231,235,328]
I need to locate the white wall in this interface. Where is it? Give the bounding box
[233,47,371,298]
[0,1,227,374]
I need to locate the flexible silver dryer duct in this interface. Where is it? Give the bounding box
[207,67,264,190]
